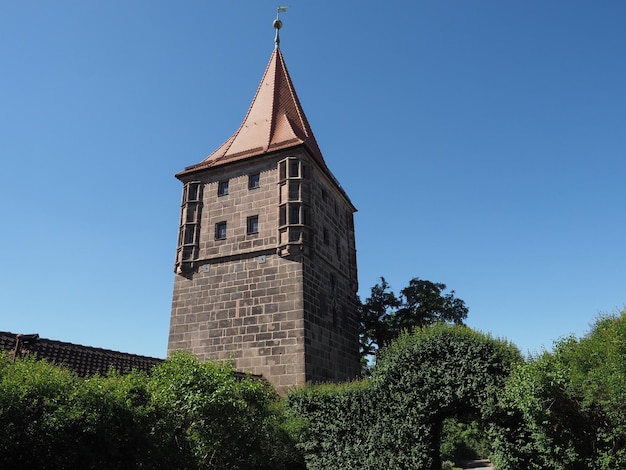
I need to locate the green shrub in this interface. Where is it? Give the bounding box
[289,324,521,469]
[499,310,626,469]
[441,460,455,470]
[0,351,303,469]
[148,351,304,469]
[440,418,490,462]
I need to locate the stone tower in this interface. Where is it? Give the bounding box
[167,18,359,392]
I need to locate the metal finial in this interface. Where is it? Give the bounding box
[274,6,288,49]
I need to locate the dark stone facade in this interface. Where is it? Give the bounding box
[168,149,359,392]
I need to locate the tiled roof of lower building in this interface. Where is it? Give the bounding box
[0,331,163,376]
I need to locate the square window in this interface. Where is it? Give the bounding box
[248,173,260,189]
[215,221,227,240]
[247,215,259,234]
[182,246,194,260]
[289,228,301,242]
[218,180,229,196]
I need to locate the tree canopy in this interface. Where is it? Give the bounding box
[496,310,626,469]
[359,277,469,367]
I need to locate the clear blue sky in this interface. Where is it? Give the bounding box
[2,1,625,359]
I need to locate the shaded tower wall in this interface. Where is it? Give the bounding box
[168,148,359,392]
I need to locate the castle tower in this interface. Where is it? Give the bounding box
[167,17,359,392]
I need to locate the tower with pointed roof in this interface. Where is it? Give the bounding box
[167,16,359,391]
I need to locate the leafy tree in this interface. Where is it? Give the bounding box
[358,277,401,361]
[395,278,468,330]
[498,310,626,469]
[359,277,468,368]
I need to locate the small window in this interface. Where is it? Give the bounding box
[185,205,197,222]
[218,180,229,196]
[289,228,301,242]
[183,225,196,245]
[323,228,329,245]
[183,182,201,203]
[248,173,260,189]
[289,205,300,225]
[188,183,199,201]
[182,246,194,261]
[247,215,259,234]
[289,161,299,177]
[215,221,227,240]
[288,181,300,200]
[321,189,328,202]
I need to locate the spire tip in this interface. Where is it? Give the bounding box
[274,6,288,49]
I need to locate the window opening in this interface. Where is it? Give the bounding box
[218,180,229,196]
[289,181,300,200]
[215,221,227,240]
[247,215,259,234]
[249,173,260,189]
[289,205,300,225]
[289,161,299,177]
[183,225,196,245]
[187,183,199,202]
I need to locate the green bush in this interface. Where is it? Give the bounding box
[289,324,521,469]
[498,310,626,469]
[0,353,76,468]
[0,351,303,469]
[148,351,304,469]
[440,418,490,462]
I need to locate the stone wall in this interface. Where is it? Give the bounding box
[169,253,307,391]
[168,148,360,392]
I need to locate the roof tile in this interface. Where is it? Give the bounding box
[177,49,327,177]
[0,331,162,376]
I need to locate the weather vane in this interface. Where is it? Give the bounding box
[274,6,289,49]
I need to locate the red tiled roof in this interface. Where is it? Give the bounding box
[0,331,162,376]
[177,48,328,177]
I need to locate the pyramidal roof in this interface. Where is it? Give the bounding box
[178,48,326,177]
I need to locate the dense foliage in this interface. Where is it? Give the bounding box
[0,351,304,470]
[289,324,521,470]
[4,310,625,469]
[358,277,468,369]
[493,310,626,469]
[440,418,491,462]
